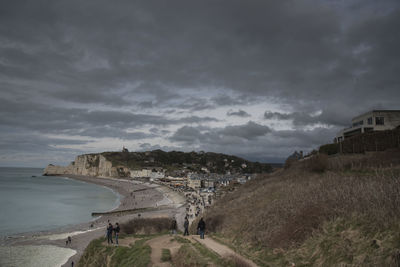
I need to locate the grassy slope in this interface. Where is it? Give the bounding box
[202,150,400,266]
[79,234,239,267]
[79,237,151,267]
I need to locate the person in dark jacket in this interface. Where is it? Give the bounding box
[114,222,120,245]
[171,218,177,235]
[197,218,205,239]
[107,223,113,244]
[183,217,189,236]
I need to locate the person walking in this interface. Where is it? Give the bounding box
[171,218,177,235]
[107,223,114,244]
[183,217,189,236]
[197,217,205,239]
[114,222,120,246]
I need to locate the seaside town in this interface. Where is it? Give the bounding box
[125,149,257,224]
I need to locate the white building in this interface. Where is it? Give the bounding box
[335,110,400,142]
[150,171,165,180]
[130,169,152,178]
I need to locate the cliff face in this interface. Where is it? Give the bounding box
[43,154,129,177]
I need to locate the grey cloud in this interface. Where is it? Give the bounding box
[75,127,156,140]
[2,0,399,112]
[1,0,399,166]
[219,121,271,139]
[227,110,251,118]
[0,98,218,138]
[177,116,219,124]
[176,97,215,111]
[169,123,337,163]
[264,108,353,128]
[170,121,271,144]
[170,126,202,143]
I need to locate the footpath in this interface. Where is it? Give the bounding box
[136,233,259,267]
[188,235,259,267]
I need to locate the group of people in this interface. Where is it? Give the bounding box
[106,221,120,245]
[172,216,206,239]
[65,236,72,246]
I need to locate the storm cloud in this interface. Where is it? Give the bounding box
[0,0,399,166]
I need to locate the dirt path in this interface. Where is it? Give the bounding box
[146,235,182,267]
[189,235,259,267]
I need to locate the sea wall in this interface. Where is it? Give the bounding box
[43,154,129,178]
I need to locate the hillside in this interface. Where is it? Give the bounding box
[101,149,272,174]
[43,150,272,177]
[200,149,400,266]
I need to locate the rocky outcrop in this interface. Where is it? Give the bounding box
[43,154,130,178]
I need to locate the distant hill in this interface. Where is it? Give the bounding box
[102,149,272,174]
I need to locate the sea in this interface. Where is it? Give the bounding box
[0,167,120,267]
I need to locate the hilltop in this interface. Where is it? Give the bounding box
[101,149,272,174]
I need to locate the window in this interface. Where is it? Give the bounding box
[352,120,363,127]
[367,117,373,125]
[375,117,384,125]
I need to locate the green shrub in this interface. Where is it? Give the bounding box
[319,143,339,155]
[161,248,171,262]
[121,218,171,235]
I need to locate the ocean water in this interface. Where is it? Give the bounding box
[0,245,76,267]
[0,167,120,237]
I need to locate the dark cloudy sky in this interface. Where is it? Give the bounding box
[1,0,399,167]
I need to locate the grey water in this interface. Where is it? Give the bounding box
[0,167,120,237]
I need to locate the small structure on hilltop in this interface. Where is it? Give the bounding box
[335,110,400,142]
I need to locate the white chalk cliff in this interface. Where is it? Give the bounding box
[43,154,130,178]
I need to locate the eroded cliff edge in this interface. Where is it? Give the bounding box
[43,154,129,177]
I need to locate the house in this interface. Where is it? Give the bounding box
[150,170,165,180]
[335,110,400,142]
[188,176,201,189]
[203,179,215,188]
[130,169,152,178]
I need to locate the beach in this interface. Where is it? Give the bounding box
[2,175,186,267]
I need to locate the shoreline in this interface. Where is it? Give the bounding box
[3,174,187,267]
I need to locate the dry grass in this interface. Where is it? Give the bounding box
[303,154,329,173]
[120,217,172,235]
[204,150,400,251]
[172,244,208,267]
[228,255,253,267]
[327,149,400,171]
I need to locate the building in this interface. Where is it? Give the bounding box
[150,171,165,180]
[130,169,152,178]
[335,110,400,142]
[187,176,201,189]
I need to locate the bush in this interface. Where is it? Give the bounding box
[120,218,172,235]
[319,143,339,155]
[304,154,329,173]
[161,248,171,262]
